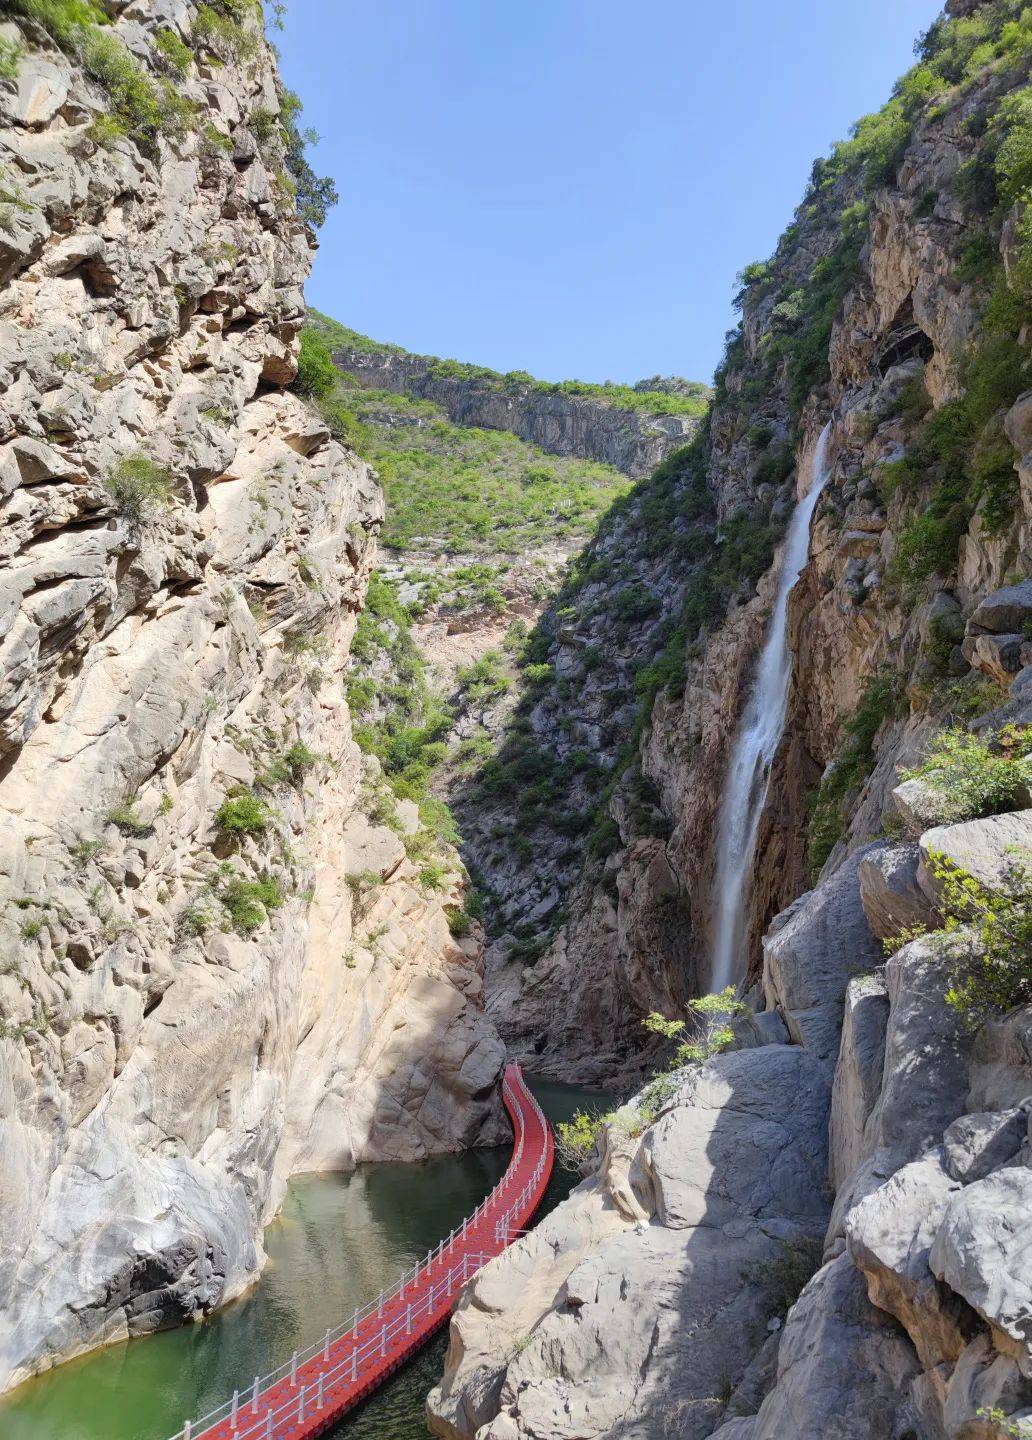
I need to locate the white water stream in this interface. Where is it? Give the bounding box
[709,420,834,992]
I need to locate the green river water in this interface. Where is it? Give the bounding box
[0,1080,610,1440]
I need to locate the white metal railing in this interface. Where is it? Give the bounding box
[168,1068,550,1440]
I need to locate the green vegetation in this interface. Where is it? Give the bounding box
[106,803,152,837]
[215,789,271,836]
[555,988,746,1170]
[102,454,174,531]
[806,674,906,878]
[193,1,261,64]
[291,325,338,400]
[0,36,22,78]
[259,742,323,787]
[456,650,511,706]
[346,574,465,869]
[154,27,191,75]
[357,396,633,555]
[928,851,1032,1031]
[219,873,284,933]
[900,725,1031,825]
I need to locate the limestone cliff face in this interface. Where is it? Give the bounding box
[0,1,502,1392]
[328,341,703,478]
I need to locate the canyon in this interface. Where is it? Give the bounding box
[0,2,1031,1440]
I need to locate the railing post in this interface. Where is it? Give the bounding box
[252,1376,260,1413]
[265,1411,272,1440]
[231,1389,239,1430]
[406,1303,412,1334]
[184,1424,191,1440]
[290,1350,297,1387]
[380,1325,386,1358]
[378,1291,383,1319]
[323,1327,330,1362]
[318,1373,325,1410]
[299,1384,306,1425]
[352,1347,358,1382]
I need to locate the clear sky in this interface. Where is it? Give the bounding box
[278,0,943,386]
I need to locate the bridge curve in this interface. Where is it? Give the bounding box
[173,1063,553,1440]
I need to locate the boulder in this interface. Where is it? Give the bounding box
[749,1254,922,1440]
[969,1008,1032,1111]
[963,631,1027,686]
[830,973,890,1190]
[967,580,1032,637]
[918,810,1032,905]
[858,841,936,940]
[892,775,950,836]
[943,1107,1030,1184]
[762,847,883,1064]
[846,1150,975,1368]
[930,1168,1032,1365]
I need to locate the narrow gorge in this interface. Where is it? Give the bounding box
[0,2,1031,1439]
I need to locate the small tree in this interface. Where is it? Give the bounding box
[643,986,746,1067]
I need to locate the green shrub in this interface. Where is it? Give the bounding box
[555,1108,614,1170]
[192,2,260,62]
[277,89,338,230]
[292,328,337,400]
[0,37,21,78]
[901,725,1031,825]
[215,790,270,836]
[103,455,174,532]
[154,27,192,75]
[107,803,152,837]
[928,851,1032,1031]
[456,650,511,705]
[221,874,284,933]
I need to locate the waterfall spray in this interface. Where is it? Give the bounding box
[709,420,835,992]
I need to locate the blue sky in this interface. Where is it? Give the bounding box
[278,0,943,386]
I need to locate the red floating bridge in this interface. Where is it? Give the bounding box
[173,1064,553,1440]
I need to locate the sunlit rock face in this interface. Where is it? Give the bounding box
[0,5,502,1391]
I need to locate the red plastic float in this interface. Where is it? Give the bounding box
[172,1063,553,1440]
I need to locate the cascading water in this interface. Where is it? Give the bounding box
[709,419,835,992]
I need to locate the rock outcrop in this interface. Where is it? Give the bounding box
[429,769,1032,1439]
[325,336,707,479]
[0,2,502,1392]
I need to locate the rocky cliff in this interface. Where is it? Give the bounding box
[467,0,1032,1089]
[428,2,1032,1436]
[0,0,503,1393]
[318,316,709,479]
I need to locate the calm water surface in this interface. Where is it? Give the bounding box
[0,1079,611,1440]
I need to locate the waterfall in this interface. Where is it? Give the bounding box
[709,420,834,992]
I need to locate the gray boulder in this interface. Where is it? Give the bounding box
[858,840,936,940]
[749,1254,921,1440]
[943,1107,1030,1184]
[763,846,883,1064]
[930,1168,1032,1366]
[846,1150,975,1368]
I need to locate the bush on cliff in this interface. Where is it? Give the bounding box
[901,725,1032,825]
